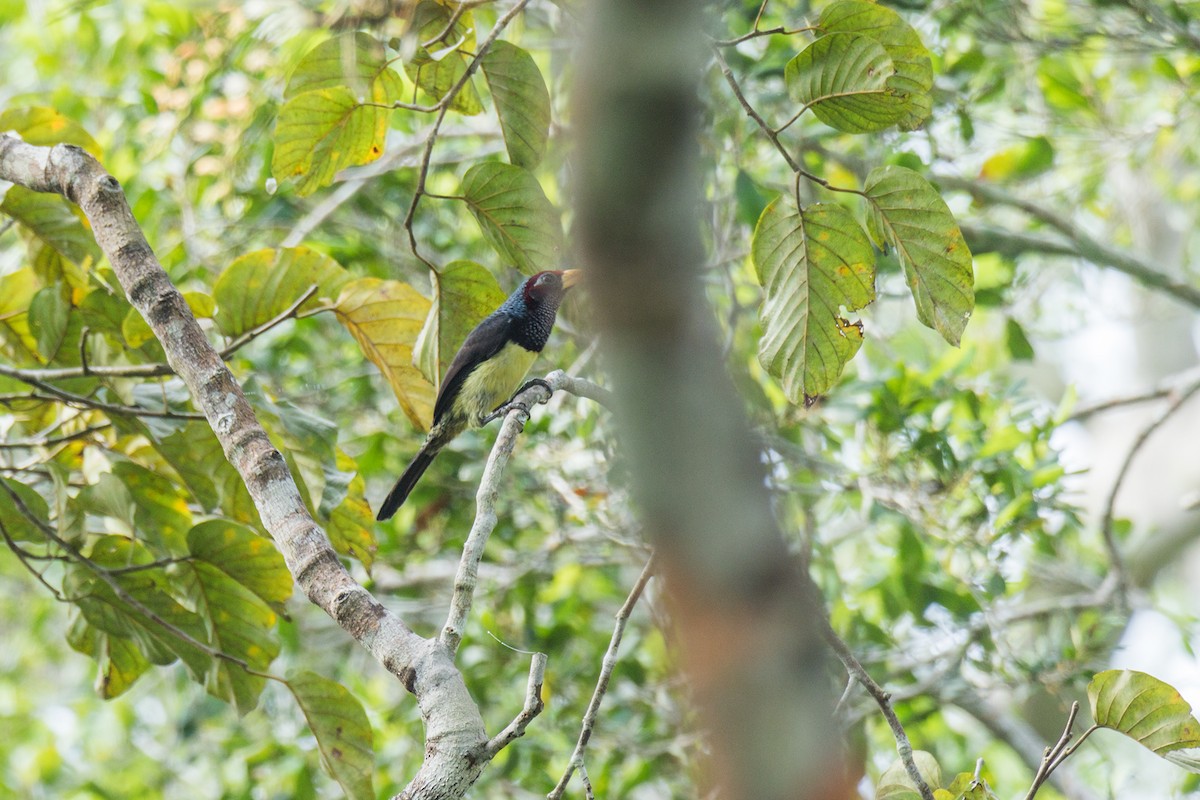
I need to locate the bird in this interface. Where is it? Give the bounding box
[376,268,581,520]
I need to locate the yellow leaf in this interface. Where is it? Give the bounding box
[334,278,436,430]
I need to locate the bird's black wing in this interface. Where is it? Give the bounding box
[432,311,516,424]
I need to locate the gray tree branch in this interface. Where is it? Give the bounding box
[0,134,547,800]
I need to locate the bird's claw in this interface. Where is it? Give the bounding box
[482,379,555,425]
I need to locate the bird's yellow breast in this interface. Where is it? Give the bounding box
[457,341,538,427]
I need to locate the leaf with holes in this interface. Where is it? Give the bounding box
[818,0,933,130]
[753,199,875,403]
[335,278,435,430]
[413,260,507,386]
[214,247,350,338]
[1089,670,1200,771]
[461,162,563,275]
[785,33,907,133]
[288,670,375,800]
[864,166,974,345]
[482,41,551,168]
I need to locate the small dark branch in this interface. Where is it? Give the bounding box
[422,2,469,49]
[0,423,111,449]
[402,0,533,267]
[1069,365,1200,423]
[548,554,656,800]
[713,48,800,173]
[713,25,815,46]
[0,218,16,237]
[820,618,935,800]
[1099,378,1200,599]
[485,651,549,756]
[940,176,1200,309]
[78,326,91,376]
[1022,703,1100,800]
[0,479,262,674]
[0,375,204,420]
[220,283,320,357]
[713,48,867,199]
[0,516,67,600]
[1070,389,1172,422]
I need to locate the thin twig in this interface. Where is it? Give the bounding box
[712,48,866,199]
[0,479,267,677]
[1022,702,1101,800]
[548,554,656,800]
[0,423,111,449]
[484,651,548,756]
[220,283,321,355]
[1099,378,1200,602]
[0,284,321,384]
[0,376,203,419]
[403,0,534,266]
[820,617,935,800]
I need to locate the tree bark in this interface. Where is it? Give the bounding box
[572,3,850,799]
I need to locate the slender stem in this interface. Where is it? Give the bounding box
[548,555,656,800]
[0,423,111,449]
[403,0,534,267]
[821,616,935,800]
[1100,378,1200,601]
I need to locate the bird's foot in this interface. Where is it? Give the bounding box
[481,378,555,425]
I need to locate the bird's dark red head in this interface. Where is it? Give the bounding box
[522,269,582,306]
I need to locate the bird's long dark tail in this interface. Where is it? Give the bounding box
[377,446,438,521]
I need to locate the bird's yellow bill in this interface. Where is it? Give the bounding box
[561,269,583,288]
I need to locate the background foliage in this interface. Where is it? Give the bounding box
[3,0,1200,797]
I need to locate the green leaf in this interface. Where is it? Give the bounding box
[66,613,152,699]
[285,33,393,99]
[334,277,436,431]
[876,751,943,799]
[785,33,907,133]
[980,136,1055,181]
[325,455,377,570]
[155,421,258,523]
[214,247,351,338]
[403,1,482,115]
[78,472,136,532]
[0,268,40,363]
[1,185,99,266]
[272,70,402,196]
[1089,670,1200,771]
[461,162,563,275]
[67,537,212,680]
[29,284,71,361]
[287,671,375,800]
[0,477,51,543]
[753,199,875,402]
[177,558,280,713]
[481,40,551,168]
[1004,317,1034,361]
[0,107,101,154]
[413,260,507,386]
[818,0,934,130]
[864,166,974,346]
[112,461,193,553]
[187,520,293,606]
